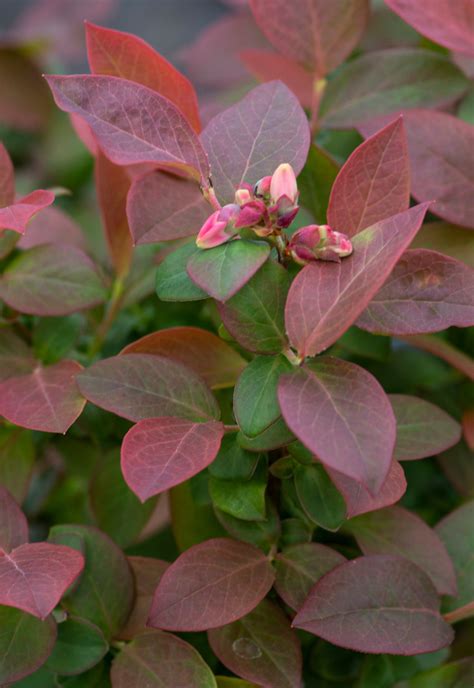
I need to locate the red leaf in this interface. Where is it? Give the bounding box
[0,360,86,434]
[121,418,224,501]
[17,206,86,250]
[45,75,209,183]
[0,328,35,382]
[121,327,246,390]
[285,203,430,357]
[357,249,474,334]
[385,0,474,56]
[346,506,457,595]
[126,170,210,245]
[201,81,310,204]
[326,460,407,518]
[0,542,84,619]
[327,117,409,237]
[119,557,169,640]
[249,0,369,76]
[77,354,220,422]
[293,555,454,654]
[86,22,201,132]
[148,538,274,631]
[0,486,28,553]
[278,358,396,493]
[0,142,14,208]
[0,190,54,234]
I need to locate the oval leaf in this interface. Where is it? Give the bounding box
[0,485,28,553]
[148,538,275,631]
[155,241,207,302]
[293,462,347,531]
[0,190,54,234]
[436,500,474,614]
[45,616,108,676]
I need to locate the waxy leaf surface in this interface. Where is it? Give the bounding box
[187,240,270,302]
[249,0,369,75]
[0,486,28,553]
[148,538,274,631]
[358,249,474,334]
[86,22,201,131]
[0,190,54,234]
[209,599,302,688]
[327,117,409,236]
[77,353,219,422]
[0,542,84,618]
[0,360,86,434]
[346,506,457,595]
[111,631,217,688]
[286,203,430,357]
[293,555,454,654]
[436,500,474,613]
[0,244,106,316]
[278,358,396,493]
[122,418,224,501]
[127,170,210,244]
[46,75,209,182]
[390,394,461,461]
[201,81,309,204]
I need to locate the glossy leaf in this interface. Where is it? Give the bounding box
[0,142,14,207]
[0,245,106,316]
[0,542,84,618]
[86,22,201,131]
[285,203,430,357]
[436,501,474,613]
[238,418,295,453]
[0,190,55,234]
[0,360,86,434]
[119,556,169,640]
[298,144,339,224]
[111,631,217,688]
[77,353,219,422]
[127,170,210,244]
[0,606,56,684]
[187,239,270,302]
[155,241,208,302]
[45,616,108,676]
[346,506,457,595]
[209,434,261,481]
[218,259,290,353]
[0,486,28,553]
[201,81,310,204]
[294,555,454,654]
[46,75,209,182]
[122,327,246,390]
[0,328,35,382]
[386,0,474,56]
[294,462,347,531]
[327,117,409,236]
[148,538,274,631]
[209,459,267,522]
[278,358,396,493]
[49,525,134,639]
[390,394,461,461]
[319,50,468,129]
[274,543,346,611]
[208,598,302,688]
[249,0,369,75]
[121,418,224,501]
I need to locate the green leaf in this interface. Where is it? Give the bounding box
[45,616,108,676]
[436,501,474,613]
[170,480,226,551]
[394,658,474,688]
[410,221,474,269]
[33,315,83,364]
[210,459,267,521]
[0,427,34,502]
[294,462,347,531]
[155,241,207,302]
[237,417,294,452]
[209,433,261,480]
[234,355,292,438]
[337,326,391,362]
[216,678,260,688]
[214,498,280,553]
[458,84,474,125]
[298,144,339,224]
[279,518,313,548]
[59,660,111,687]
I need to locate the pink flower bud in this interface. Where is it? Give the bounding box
[196,204,240,249]
[234,199,267,229]
[235,187,253,206]
[269,195,300,229]
[270,163,298,205]
[288,224,353,264]
[254,175,272,199]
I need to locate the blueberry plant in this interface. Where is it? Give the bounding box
[0,0,473,686]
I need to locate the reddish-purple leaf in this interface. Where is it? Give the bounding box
[240,50,314,108]
[0,542,84,619]
[0,190,54,234]
[0,486,28,553]
[119,557,169,640]
[86,22,201,132]
[249,0,369,76]
[45,75,209,183]
[385,0,474,56]
[0,142,14,208]
[278,358,396,493]
[293,555,454,654]
[274,543,346,611]
[17,206,86,250]
[77,354,220,422]
[357,249,474,334]
[208,599,302,688]
[201,81,310,204]
[389,394,461,461]
[148,538,274,631]
[0,328,35,382]
[127,170,210,244]
[285,203,430,357]
[121,327,246,389]
[327,118,409,237]
[346,506,457,595]
[0,360,86,434]
[326,460,407,518]
[122,418,224,501]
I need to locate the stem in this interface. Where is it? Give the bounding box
[444,602,474,625]
[88,277,125,358]
[202,183,222,211]
[310,78,327,137]
[283,347,303,366]
[224,424,239,433]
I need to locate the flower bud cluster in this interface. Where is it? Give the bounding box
[288,224,353,264]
